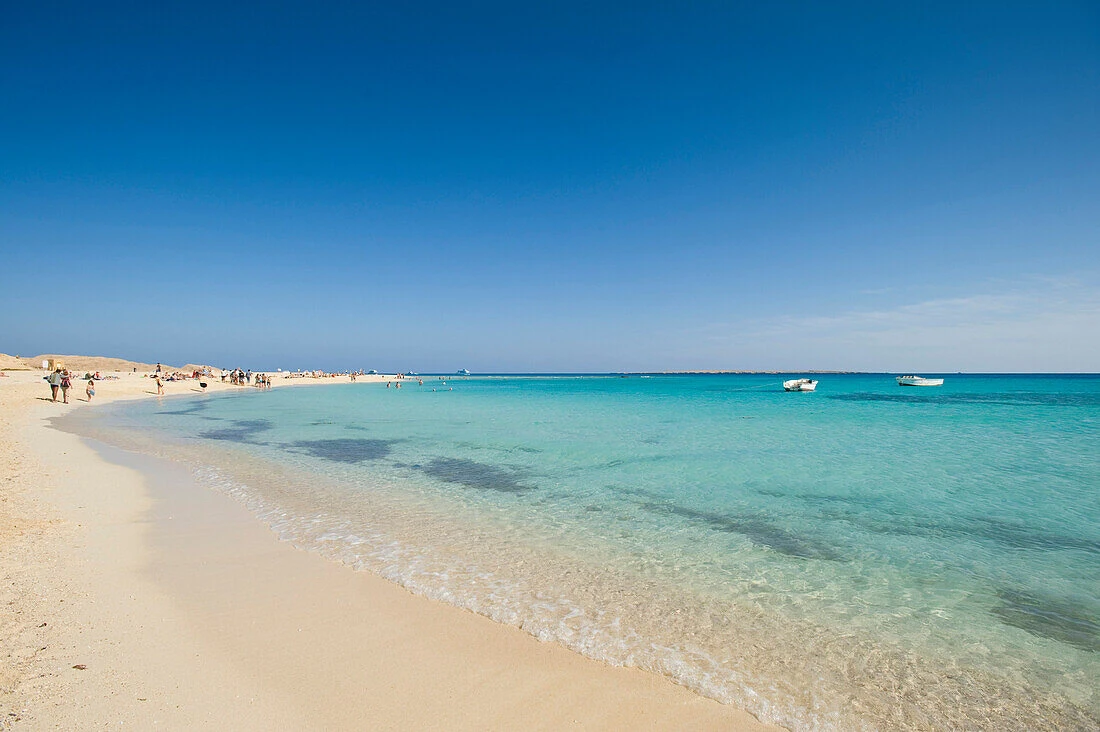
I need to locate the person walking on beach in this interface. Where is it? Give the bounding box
[86,378,96,401]
[60,370,72,404]
[47,368,62,402]
[155,374,164,395]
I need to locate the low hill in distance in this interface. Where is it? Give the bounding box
[0,353,219,375]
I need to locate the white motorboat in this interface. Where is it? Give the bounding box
[783,378,818,392]
[896,375,944,387]
[457,369,471,376]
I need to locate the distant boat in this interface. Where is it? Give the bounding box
[783,378,818,392]
[896,375,944,387]
[457,369,471,376]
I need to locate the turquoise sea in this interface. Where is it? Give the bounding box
[61,374,1100,730]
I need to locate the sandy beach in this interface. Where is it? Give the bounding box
[0,361,775,730]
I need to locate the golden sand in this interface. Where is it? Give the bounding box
[0,364,777,730]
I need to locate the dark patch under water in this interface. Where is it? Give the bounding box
[992,588,1100,653]
[625,488,840,561]
[291,438,395,463]
[158,401,210,416]
[421,457,533,493]
[968,516,1100,555]
[771,489,1100,556]
[199,419,273,442]
[828,392,1100,407]
[815,500,1100,556]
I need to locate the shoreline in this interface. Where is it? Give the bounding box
[0,369,776,729]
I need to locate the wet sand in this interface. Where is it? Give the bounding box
[0,368,776,730]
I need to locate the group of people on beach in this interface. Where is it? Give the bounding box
[45,368,95,404]
[282,369,341,378]
[221,368,271,388]
[38,361,279,404]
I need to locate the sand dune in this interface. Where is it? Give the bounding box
[0,353,219,375]
[0,353,35,370]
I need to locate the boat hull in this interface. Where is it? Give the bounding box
[896,377,944,387]
[783,379,818,392]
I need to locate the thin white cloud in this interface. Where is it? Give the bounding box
[695,278,1100,372]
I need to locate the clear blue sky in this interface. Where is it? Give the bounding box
[2,2,1098,372]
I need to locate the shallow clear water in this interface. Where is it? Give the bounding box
[61,374,1100,729]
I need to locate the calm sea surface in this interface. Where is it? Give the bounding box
[60,374,1100,730]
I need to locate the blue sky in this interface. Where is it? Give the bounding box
[2,2,1098,372]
